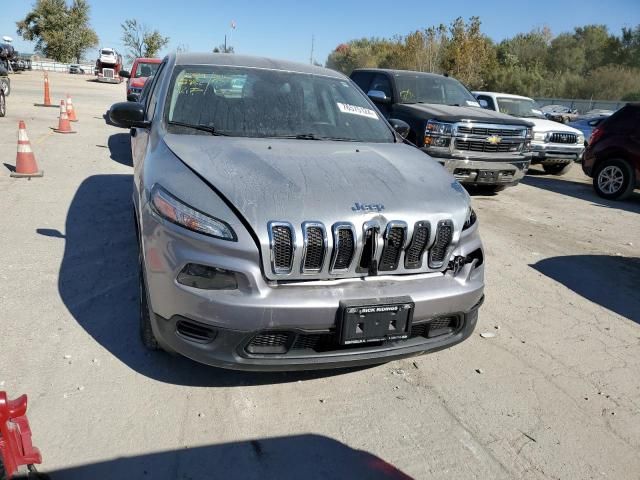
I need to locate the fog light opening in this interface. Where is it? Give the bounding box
[177,263,238,290]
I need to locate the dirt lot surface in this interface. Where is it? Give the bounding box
[1,71,639,479]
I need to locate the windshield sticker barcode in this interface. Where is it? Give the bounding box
[337,103,379,119]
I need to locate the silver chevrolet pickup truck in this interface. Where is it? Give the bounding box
[108,53,485,371]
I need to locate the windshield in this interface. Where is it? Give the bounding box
[394,73,478,106]
[135,62,160,78]
[101,50,114,56]
[496,97,545,118]
[165,65,394,142]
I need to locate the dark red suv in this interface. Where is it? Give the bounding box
[582,103,640,200]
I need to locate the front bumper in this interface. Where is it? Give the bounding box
[141,203,485,371]
[425,151,530,186]
[530,142,584,164]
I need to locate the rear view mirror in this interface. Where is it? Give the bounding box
[389,118,410,139]
[119,70,130,78]
[367,90,390,104]
[109,101,148,129]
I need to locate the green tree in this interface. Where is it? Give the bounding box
[547,33,585,74]
[121,19,169,60]
[441,17,495,89]
[16,0,98,62]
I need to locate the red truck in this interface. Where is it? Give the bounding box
[120,57,162,99]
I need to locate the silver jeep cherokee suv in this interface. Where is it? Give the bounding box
[109,53,485,371]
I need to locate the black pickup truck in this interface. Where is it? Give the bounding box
[350,69,533,191]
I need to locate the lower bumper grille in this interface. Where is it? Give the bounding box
[245,316,461,355]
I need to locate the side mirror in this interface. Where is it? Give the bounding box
[119,70,130,78]
[367,90,390,104]
[389,118,410,139]
[127,93,140,102]
[109,101,148,128]
[478,99,489,109]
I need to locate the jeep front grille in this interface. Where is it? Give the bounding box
[549,132,577,144]
[268,222,294,274]
[267,219,456,277]
[429,220,454,268]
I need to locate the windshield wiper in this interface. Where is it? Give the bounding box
[168,121,230,136]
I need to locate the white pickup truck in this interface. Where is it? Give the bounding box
[473,92,585,175]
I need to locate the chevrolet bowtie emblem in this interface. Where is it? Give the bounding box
[487,135,502,145]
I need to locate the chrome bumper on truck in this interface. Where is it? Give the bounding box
[530,141,584,165]
[429,154,530,186]
[142,203,485,371]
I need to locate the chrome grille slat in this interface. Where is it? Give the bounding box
[301,222,326,273]
[330,223,356,273]
[268,222,295,274]
[379,221,407,271]
[429,220,454,268]
[405,221,431,269]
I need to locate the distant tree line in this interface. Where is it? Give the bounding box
[326,18,640,101]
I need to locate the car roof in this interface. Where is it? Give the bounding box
[173,52,345,79]
[352,68,448,79]
[134,58,162,63]
[473,91,533,101]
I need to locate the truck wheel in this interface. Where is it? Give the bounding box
[1,78,9,96]
[0,90,5,117]
[543,163,572,175]
[593,159,635,200]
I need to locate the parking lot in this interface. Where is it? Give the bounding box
[1,71,639,479]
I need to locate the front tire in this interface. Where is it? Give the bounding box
[593,159,635,200]
[0,91,5,117]
[543,163,572,175]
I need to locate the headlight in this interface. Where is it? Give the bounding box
[426,120,453,136]
[577,134,585,144]
[150,185,236,241]
[463,207,477,231]
[424,120,453,149]
[533,132,547,142]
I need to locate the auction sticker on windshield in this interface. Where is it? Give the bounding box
[337,102,379,120]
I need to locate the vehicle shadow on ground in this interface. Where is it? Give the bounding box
[107,132,132,166]
[522,169,640,215]
[48,174,368,387]
[24,434,412,480]
[531,255,640,325]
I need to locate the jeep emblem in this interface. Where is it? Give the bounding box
[352,202,385,213]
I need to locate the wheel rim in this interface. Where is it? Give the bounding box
[598,165,625,194]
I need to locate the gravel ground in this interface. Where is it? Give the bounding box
[0,71,639,480]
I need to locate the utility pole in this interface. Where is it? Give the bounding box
[310,34,314,65]
[224,35,227,53]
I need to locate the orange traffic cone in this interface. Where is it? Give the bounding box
[34,73,58,108]
[52,100,76,134]
[11,121,43,178]
[66,94,78,122]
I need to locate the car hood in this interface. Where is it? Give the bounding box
[521,117,582,135]
[163,134,470,234]
[398,103,533,127]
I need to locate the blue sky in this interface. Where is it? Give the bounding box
[2,0,639,65]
